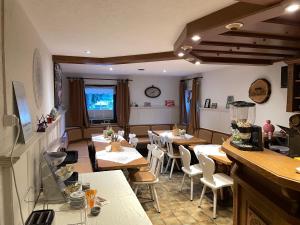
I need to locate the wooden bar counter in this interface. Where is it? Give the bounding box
[222,139,300,225]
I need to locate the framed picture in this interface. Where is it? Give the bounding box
[226,96,234,109]
[144,102,151,107]
[211,103,218,109]
[204,99,211,108]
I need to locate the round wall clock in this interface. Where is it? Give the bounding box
[249,79,271,104]
[145,85,161,98]
[32,49,43,109]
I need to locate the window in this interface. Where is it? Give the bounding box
[84,85,116,124]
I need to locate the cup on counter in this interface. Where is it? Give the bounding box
[82,182,90,191]
[85,189,97,208]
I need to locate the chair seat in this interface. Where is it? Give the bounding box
[129,171,158,183]
[200,173,233,189]
[139,166,150,172]
[182,164,203,176]
[138,137,150,144]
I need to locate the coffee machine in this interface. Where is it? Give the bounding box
[230,101,263,151]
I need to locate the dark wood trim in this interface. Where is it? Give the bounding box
[237,0,282,6]
[53,51,177,65]
[196,56,273,65]
[67,77,133,81]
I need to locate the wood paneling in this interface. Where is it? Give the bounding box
[53,51,177,65]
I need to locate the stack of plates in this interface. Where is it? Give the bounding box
[69,191,86,209]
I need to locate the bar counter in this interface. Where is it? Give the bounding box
[222,139,300,225]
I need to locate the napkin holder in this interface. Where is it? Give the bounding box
[111,142,121,152]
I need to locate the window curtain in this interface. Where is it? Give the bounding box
[116,80,130,129]
[188,78,200,132]
[68,78,89,127]
[179,80,187,125]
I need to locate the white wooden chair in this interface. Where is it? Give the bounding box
[130,137,139,148]
[117,130,125,137]
[139,144,157,172]
[148,130,154,145]
[152,134,167,172]
[198,153,233,219]
[179,145,203,201]
[130,147,164,213]
[164,136,181,179]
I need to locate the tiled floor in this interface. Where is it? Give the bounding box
[138,172,233,225]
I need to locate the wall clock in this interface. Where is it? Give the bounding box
[145,85,161,98]
[249,79,271,104]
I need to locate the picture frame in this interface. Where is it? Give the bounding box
[144,102,151,107]
[226,96,234,109]
[211,103,218,109]
[204,99,211,108]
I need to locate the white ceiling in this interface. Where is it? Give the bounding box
[19,0,235,57]
[60,60,230,77]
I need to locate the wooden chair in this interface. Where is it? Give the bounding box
[148,130,154,145]
[179,145,203,200]
[152,134,167,173]
[88,143,99,172]
[139,144,157,172]
[198,153,233,219]
[130,147,164,213]
[164,136,181,179]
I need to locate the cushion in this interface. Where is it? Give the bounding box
[196,129,213,143]
[129,125,150,137]
[129,171,156,182]
[212,132,230,145]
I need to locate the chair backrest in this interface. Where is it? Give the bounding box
[118,130,125,137]
[179,145,191,172]
[198,154,215,185]
[129,133,136,139]
[88,143,98,172]
[165,136,175,156]
[149,147,164,178]
[152,134,162,147]
[148,130,154,145]
[147,144,157,163]
[130,137,139,148]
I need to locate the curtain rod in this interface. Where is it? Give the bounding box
[180,76,203,82]
[67,77,133,81]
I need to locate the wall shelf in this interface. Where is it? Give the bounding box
[130,106,178,109]
[200,107,229,113]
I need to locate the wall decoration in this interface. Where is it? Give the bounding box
[226,96,234,109]
[145,85,161,98]
[32,49,43,109]
[144,102,151,107]
[165,100,175,107]
[13,81,33,143]
[54,63,63,108]
[204,99,211,108]
[211,103,218,109]
[249,79,271,104]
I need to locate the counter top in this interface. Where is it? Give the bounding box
[222,139,300,191]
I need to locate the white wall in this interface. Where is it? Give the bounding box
[0,0,55,224]
[200,62,295,133]
[62,74,181,125]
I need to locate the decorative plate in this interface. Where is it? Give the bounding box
[32,49,43,109]
[145,85,161,98]
[249,79,271,104]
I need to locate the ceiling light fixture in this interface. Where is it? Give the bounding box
[285,4,300,13]
[225,22,244,31]
[195,61,201,65]
[177,52,185,57]
[191,35,201,42]
[163,69,167,73]
[138,68,145,71]
[181,45,193,51]
[84,50,91,54]
[109,67,113,71]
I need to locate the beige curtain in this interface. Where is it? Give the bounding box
[68,78,89,127]
[188,78,200,132]
[179,80,187,125]
[116,80,130,129]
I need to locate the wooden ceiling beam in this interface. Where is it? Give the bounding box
[237,0,283,6]
[52,51,177,65]
[197,56,273,65]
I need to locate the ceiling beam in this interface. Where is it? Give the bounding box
[52,51,177,65]
[237,0,283,6]
[198,56,273,65]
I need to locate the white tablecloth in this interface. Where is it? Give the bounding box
[92,134,125,143]
[193,145,226,157]
[96,146,143,164]
[159,131,193,144]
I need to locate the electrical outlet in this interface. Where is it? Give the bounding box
[3,114,19,127]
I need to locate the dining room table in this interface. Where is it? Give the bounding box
[152,130,209,145]
[91,134,148,171]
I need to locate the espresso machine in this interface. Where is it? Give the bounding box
[230,101,263,151]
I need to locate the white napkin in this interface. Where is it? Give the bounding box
[96,147,142,164]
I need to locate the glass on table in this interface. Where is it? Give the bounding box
[85,189,97,208]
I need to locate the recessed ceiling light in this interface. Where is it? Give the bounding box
[109,67,113,71]
[177,52,185,57]
[195,61,201,65]
[181,45,193,51]
[191,35,201,42]
[163,69,167,73]
[285,4,300,13]
[225,22,244,31]
[84,50,91,54]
